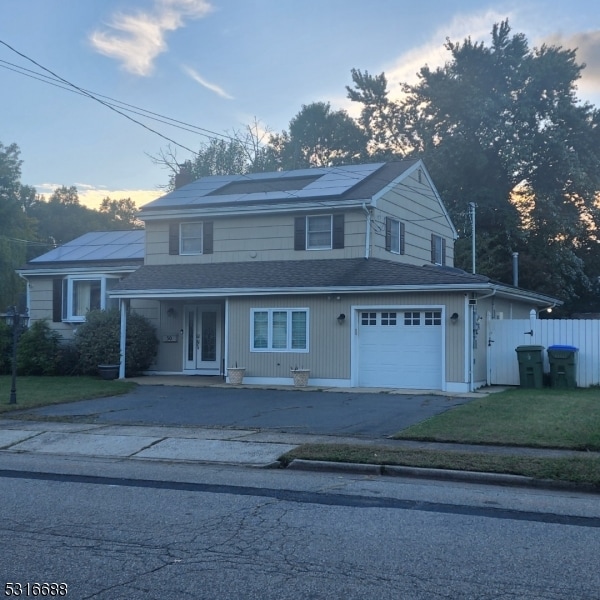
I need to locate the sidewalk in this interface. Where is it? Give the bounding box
[1,417,597,492]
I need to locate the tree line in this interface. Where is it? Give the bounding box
[2,21,599,314]
[0,142,141,309]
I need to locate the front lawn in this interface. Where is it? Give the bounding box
[0,376,137,414]
[280,388,600,487]
[394,388,600,450]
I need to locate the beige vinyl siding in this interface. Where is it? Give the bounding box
[27,277,76,339]
[144,210,367,265]
[371,169,455,266]
[228,295,351,380]
[227,291,469,385]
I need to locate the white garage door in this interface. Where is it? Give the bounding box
[358,309,443,389]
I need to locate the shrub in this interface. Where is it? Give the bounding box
[17,319,62,375]
[75,309,158,377]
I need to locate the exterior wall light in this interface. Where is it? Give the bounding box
[337,313,346,324]
[450,312,459,323]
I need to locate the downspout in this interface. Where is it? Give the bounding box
[119,299,128,379]
[362,203,371,259]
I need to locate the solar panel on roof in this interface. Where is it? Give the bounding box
[30,230,145,263]
[142,163,386,209]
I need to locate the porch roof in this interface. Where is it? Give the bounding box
[109,258,558,305]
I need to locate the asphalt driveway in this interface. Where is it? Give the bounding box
[19,386,474,439]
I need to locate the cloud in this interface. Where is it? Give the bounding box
[182,65,234,99]
[90,0,213,76]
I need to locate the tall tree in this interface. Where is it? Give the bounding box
[269,102,368,170]
[349,21,600,305]
[155,120,275,190]
[0,142,36,308]
[98,197,142,229]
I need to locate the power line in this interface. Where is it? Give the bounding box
[0,39,201,155]
[0,58,243,145]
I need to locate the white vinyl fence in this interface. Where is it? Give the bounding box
[487,316,600,387]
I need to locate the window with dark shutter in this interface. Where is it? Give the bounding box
[169,223,180,255]
[294,217,306,251]
[332,214,344,249]
[52,278,63,322]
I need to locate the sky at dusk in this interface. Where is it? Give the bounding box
[1,0,599,209]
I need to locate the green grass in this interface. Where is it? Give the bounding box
[279,443,600,486]
[280,388,600,486]
[0,376,137,414]
[394,388,600,450]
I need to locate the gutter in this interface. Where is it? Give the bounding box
[362,203,371,259]
[140,199,372,221]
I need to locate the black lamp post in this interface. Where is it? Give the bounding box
[4,306,29,405]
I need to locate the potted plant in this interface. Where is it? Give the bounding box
[227,362,246,384]
[97,347,121,380]
[290,366,310,387]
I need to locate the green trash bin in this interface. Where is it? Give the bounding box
[547,345,578,388]
[515,345,545,388]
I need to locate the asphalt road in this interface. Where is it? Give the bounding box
[2,459,599,600]
[18,386,473,438]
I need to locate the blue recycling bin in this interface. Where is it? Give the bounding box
[547,345,578,388]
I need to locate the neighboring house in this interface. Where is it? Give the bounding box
[19,160,559,392]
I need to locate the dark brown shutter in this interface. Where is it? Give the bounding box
[431,234,435,263]
[332,214,344,249]
[294,217,306,251]
[442,237,446,266]
[52,278,62,322]
[203,221,213,254]
[399,222,405,255]
[385,217,391,251]
[169,222,179,255]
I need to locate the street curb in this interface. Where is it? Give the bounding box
[286,459,382,476]
[286,459,600,493]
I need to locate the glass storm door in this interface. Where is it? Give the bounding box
[184,306,221,372]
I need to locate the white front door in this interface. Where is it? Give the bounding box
[184,305,221,373]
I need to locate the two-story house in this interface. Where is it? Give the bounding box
[19,160,558,392]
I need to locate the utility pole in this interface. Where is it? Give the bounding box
[469,202,476,274]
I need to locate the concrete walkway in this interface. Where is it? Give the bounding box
[1,417,598,493]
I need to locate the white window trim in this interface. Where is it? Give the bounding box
[432,234,444,265]
[180,221,204,255]
[306,215,333,250]
[62,275,119,322]
[389,219,400,254]
[250,308,309,352]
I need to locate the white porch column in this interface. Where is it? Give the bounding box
[119,299,128,379]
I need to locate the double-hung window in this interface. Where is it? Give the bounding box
[385,218,405,254]
[251,309,309,352]
[431,234,446,265]
[57,276,120,322]
[307,216,332,250]
[180,222,203,255]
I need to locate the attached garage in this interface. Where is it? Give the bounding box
[357,308,444,389]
